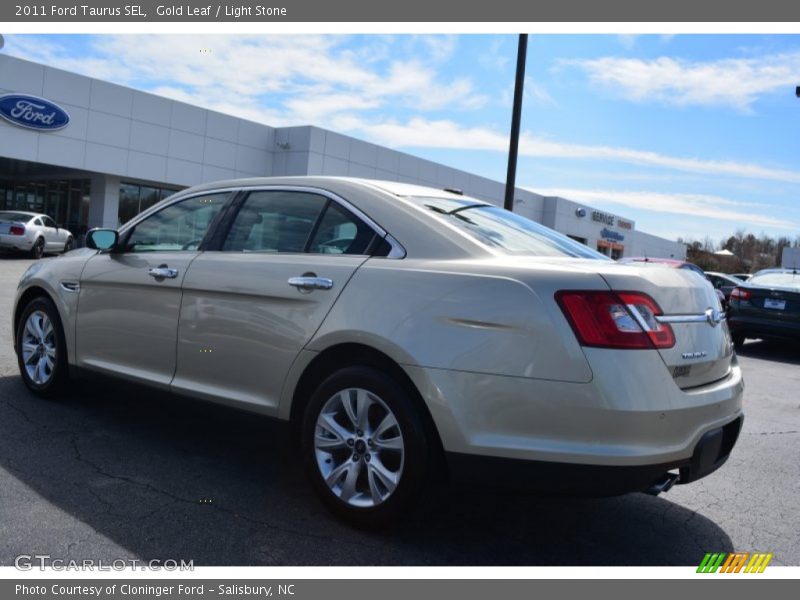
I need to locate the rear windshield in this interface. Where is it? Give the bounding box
[0,212,32,223]
[413,198,608,259]
[749,271,800,291]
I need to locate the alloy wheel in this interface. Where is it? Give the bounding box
[314,387,405,508]
[21,310,56,385]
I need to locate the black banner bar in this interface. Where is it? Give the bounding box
[3,0,800,22]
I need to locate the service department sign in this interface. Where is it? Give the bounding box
[0,93,70,131]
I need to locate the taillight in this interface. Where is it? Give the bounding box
[9,225,25,236]
[730,287,751,301]
[555,290,675,350]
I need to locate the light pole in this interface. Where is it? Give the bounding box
[504,34,528,212]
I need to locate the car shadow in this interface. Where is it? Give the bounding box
[737,340,800,366]
[0,374,733,566]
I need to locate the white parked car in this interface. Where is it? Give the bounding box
[12,177,744,526]
[0,211,74,258]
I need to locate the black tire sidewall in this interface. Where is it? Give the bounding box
[31,238,44,259]
[64,237,73,252]
[301,366,430,527]
[16,296,68,396]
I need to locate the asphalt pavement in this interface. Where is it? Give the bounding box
[0,255,798,566]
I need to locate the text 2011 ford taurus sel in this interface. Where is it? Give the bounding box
[13,177,744,526]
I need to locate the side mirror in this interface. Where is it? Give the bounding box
[85,228,119,252]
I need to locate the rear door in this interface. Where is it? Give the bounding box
[171,188,379,413]
[75,192,230,386]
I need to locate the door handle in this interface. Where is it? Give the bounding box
[288,276,334,291]
[148,266,179,280]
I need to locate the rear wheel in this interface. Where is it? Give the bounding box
[16,296,69,397]
[63,237,74,253]
[30,237,45,259]
[301,366,431,527]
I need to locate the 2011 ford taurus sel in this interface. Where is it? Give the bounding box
[13,177,744,526]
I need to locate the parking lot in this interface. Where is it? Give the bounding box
[0,255,798,567]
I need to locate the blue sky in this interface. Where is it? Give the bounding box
[4,33,800,243]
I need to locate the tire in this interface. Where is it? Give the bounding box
[301,366,431,528]
[16,296,69,397]
[63,237,74,253]
[732,333,745,349]
[30,237,45,259]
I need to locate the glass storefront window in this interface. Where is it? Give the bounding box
[118,182,181,225]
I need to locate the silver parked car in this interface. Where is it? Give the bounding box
[0,211,74,258]
[12,177,744,526]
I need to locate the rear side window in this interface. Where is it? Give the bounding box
[307,202,376,255]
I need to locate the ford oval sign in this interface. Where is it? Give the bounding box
[0,94,70,131]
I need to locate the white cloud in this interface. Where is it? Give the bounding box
[529,188,796,230]
[565,51,800,110]
[348,117,800,184]
[5,34,486,124]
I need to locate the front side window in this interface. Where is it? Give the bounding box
[124,193,228,252]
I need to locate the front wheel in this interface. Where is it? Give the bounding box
[301,366,431,527]
[16,296,69,396]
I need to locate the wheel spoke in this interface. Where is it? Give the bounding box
[368,456,398,495]
[340,390,359,429]
[355,389,372,432]
[35,357,48,383]
[374,434,403,451]
[317,412,352,449]
[367,465,383,504]
[324,458,351,487]
[339,459,363,502]
[42,318,53,340]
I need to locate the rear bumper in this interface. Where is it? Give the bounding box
[405,352,744,468]
[447,414,744,495]
[0,234,33,251]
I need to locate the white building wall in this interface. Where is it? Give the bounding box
[0,54,276,187]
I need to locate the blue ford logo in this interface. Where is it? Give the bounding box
[0,94,70,131]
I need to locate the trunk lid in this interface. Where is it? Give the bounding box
[0,220,21,235]
[594,262,733,389]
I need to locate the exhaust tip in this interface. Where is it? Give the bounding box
[644,471,680,496]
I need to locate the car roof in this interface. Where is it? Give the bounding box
[174,175,486,203]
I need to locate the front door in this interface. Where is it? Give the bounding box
[75,192,229,387]
[171,189,378,413]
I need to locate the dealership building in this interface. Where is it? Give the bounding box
[0,54,685,259]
